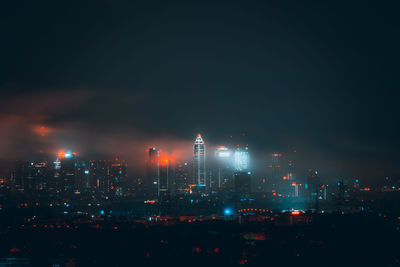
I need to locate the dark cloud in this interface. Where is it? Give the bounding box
[0,0,399,181]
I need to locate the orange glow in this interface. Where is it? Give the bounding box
[283,176,287,180]
[292,182,296,186]
[291,211,301,215]
[32,125,54,137]
[58,151,65,158]
[272,192,276,196]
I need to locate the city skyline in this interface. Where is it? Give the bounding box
[0,1,399,266]
[1,1,400,184]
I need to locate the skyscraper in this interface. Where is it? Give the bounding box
[234,146,249,171]
[146,147,160,197]
[193,134,206,186]
[233,145,251,195]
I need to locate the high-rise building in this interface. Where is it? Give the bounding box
[174,162,191,194]
[109,158,128,196]
[234,171,251,195]
[267,153,282,192]
[214,146,234,189]
[159,158,173,196]
[233,145,251,195]
[234,146,249,171]
[146,147,160,197]
[193,134,206,186]
[59,152,77,194]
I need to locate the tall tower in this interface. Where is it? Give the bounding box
[193,134,206,186]
[233,145,251,195]
[147,147,160,197]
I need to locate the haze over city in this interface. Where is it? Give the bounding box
[0,1,399,266]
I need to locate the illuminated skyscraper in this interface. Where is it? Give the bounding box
[146,147,160,197]
[159,158,171,195]
[233,145,251,195]
[215,146,233,189]
[174,162,190,194]
[234,146,249,171]
[193,134,206,186]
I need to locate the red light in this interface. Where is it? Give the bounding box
[291,211,301,215]
[10,247,20,253]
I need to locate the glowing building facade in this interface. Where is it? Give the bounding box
[233,146,251,195]
[193,134,206,186]
[234,147,249,171]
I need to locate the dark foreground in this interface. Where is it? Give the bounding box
[0,213,399,267]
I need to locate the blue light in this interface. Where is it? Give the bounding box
[197,184,206,187]
[65,203,70,207]
[224,209,232,216]
[355,179,359,183]
[100,210,105,215]
[305,183,308,189]
[84,170,89,174]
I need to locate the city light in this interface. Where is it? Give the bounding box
[234,149,249,171]
[224,209,232,216]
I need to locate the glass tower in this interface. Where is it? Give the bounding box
[193,134,206,186]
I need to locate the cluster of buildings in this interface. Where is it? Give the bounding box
[4,133,395,206]
[145,133,252,198]
[9,152,128,197]
[143,133,357,204]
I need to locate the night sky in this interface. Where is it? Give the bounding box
[1,1,399,182]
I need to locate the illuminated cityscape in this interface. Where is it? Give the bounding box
[1,1,399,266]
